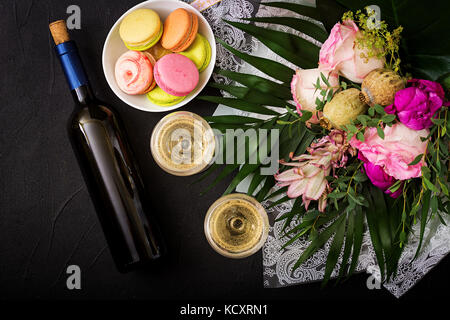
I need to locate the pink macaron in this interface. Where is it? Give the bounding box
[154,53,199,97]
[115,50,155,95]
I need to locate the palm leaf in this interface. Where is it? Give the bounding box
[267,195,291,209]
[255,175,275,202]
[244,16,328,43]
[322,213,346,286]
[293,213,343,270]
[365,186,386,279]
[197,96,280,116]
[208,82,289,108]
[247,172,266,196]
[223,20,320,69]
[214,69,291,99]
[337,211,354,281]
[415,190,431,259]
[223,163,260,195]
[348,205,364,277]
[209,123,252,133]
[204,115,265,124]
[216,38,294,83]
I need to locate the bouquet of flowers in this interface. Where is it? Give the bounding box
[199,0,449,284]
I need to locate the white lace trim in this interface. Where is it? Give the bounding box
[191,0,450,297]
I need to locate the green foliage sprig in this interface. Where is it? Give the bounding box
[342,8,403,72]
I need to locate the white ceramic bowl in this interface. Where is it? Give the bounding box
[102,0,216,112]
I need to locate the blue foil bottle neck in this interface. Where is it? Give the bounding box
[55,41,89,91]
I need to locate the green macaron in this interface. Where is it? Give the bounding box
[179,34,212,72]
[147,87,186,106]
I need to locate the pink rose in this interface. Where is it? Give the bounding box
[350,123,428,181]
[319,20,358,71]
[385,79,447,130]
[290,68,339,123]
[319,20,385,83]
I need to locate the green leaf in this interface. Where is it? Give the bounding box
[374,104,386,115]
[267,195,291,209]
[408,154,424,166]
[285,106,300,120]
[204,115,265,124]
[376,126,385,139]
[248,173,265,196]
[320,72,331,87]
[209,123,252,133]
[223,20,319,69]
[217,38,294,83]
[208,82,288,108]
[438,179,449,196]
[327,192,347,199]
[293,214,343,270]
[244,16,328,43]
[348,206,364,277]
[338,212,354,280]
[356,132,365,142]
[414,190,431,259]
[191,162,220,186]
[322,214,346,286]
[365,187,387,279]
[223,164,260,195]
[215,68,291,100]
[264,186,288,201]
[423,177,439,193]
[200,164,240,195]
[197,96,280,116]
[382,114,396,123]
[346,124,358,133]
[357,115,370,126]
[255,176,275,202]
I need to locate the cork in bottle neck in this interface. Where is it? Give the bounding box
[49,20,70,45]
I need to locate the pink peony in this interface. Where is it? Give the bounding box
[385,79,448,130]
[291,68,339,123]
[350,123,428,181]
[358,153,402,198]
[319,20,384,83]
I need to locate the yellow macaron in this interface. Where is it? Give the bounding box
[147,87,186,106]
[180,34,212,72]
[119,9,163,51]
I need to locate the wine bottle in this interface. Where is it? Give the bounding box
[49,20,164,272]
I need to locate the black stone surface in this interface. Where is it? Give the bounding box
[0,0,448,301]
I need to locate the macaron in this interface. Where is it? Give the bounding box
[115,50,156,95]
[161,8,198,53]
[180,34,212,72]
[154,53,199,97]
[147,87,186,106]
[119,9,163,51]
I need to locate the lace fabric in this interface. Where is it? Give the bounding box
[187,0,450,298]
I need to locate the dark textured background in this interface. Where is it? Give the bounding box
[0,0,448,301]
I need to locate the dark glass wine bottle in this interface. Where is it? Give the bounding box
[50,20,164,273]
